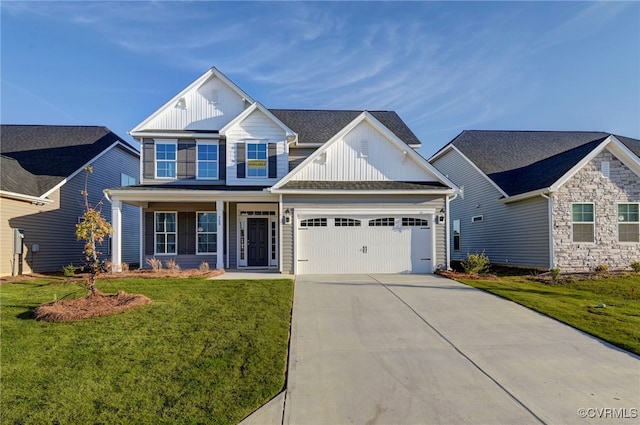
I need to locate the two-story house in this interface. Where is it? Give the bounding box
[108,67,456,274]
[1,125,140,276]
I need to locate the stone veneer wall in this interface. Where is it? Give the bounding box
[553,150,640,272]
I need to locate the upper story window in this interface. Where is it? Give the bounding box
[155,141,177,179]
[197,141,218,180]
[618,203,639,242]
[120,173,137,186]
[247,143,268,178]
[572,203,594,243]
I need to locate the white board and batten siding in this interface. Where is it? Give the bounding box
[431,149,550,269]
[143,76,247,131]
[225,108,289,185]
[292,120,430,182]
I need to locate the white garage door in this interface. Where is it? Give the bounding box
[296,215,433,274]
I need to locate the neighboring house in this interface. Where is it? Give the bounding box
[1,125,140,276]
[429,130,640,272]
[108,67,456,274]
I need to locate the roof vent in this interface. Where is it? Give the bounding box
[601,161,610,179]
[360,140,369,158]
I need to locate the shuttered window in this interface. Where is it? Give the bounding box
[155,142,177,179]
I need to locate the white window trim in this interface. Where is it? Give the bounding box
[154,139,178,180]
[617,202,640,243]
[236,203,279,268]
[154,211,177,255]
[246,141,269,178]
[571,202,595,244]
[196,211,218,254]
[196,140,219,180]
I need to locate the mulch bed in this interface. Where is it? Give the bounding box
[34,291,151,322]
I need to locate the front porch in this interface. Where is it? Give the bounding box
[108,187,285,273]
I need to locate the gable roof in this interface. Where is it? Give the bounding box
[432,130,640,197]
[269,109,422,147]
[130,67,255,135]
[0,125,138,198]
[220,102,295,138]
[272,111,455,193]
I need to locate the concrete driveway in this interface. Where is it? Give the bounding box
[244,274,639,425]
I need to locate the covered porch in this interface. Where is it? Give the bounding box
[107,186,284,272]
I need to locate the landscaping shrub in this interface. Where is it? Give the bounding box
[165,258,180,271]
[62,264,76,278]
[631,261,640,273]
[595,263,609,274]
[461,252,490,275]
[199,261,210,272]
[146,257,162,271]
[550,267,561,282]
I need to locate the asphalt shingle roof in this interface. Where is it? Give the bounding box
[269,109,422,146]
[1,125,137,197]
[446,130,640,196]
[279,181,448,191]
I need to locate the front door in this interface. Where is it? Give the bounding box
[247,218,269,266]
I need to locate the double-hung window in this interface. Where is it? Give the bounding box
[247,143,268,177]
[155,212,177,254]
[197,212,217,253]
[572,203,594,243]
[155,141,177,179]
[618,203,639,242]
[197,141,218,179]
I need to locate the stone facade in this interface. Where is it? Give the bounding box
[553,150,640,271]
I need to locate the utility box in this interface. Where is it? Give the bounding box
[13,228,24,255]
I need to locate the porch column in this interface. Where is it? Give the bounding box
[216,200,224,270]
[111,199,122,272]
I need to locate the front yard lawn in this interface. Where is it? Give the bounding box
[1,276,294,425]
[451,272,640,355]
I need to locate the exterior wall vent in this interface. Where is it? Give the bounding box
[360,140,369,158]
[601,160,610,179]
[471,215,484,223]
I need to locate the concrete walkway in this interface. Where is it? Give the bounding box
[243,274,640,425]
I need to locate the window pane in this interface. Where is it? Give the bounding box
[572,204,593,222]
[165,214,176,232]
[198,163,217,178]
[573,223,594,242]
[619,223,639,242]
[198,144,217,160]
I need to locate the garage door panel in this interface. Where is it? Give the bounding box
[297,215,432,274]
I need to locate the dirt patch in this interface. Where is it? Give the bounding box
[34,291,151,322]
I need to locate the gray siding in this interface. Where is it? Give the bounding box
[282,194,447,273]
[432,149,550,269]
[288,147,317,171]
[142,138,226,186]
[5,145,140,273]
[142,202,219,270]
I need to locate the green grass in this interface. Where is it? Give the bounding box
[1,277,294,425]
[454,272,640,355]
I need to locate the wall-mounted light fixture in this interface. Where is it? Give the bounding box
[283,208,292,223]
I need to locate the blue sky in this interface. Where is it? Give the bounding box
[2,1,639,156]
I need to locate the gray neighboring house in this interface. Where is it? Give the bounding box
[108,67,456,274]
[1,125,140,276]
[429,130,640,272]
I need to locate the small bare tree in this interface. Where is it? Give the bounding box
[75,166,113,295]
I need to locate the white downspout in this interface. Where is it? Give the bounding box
[278,194,284,273]
[445,193,457,270]
[541,192,554,270]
